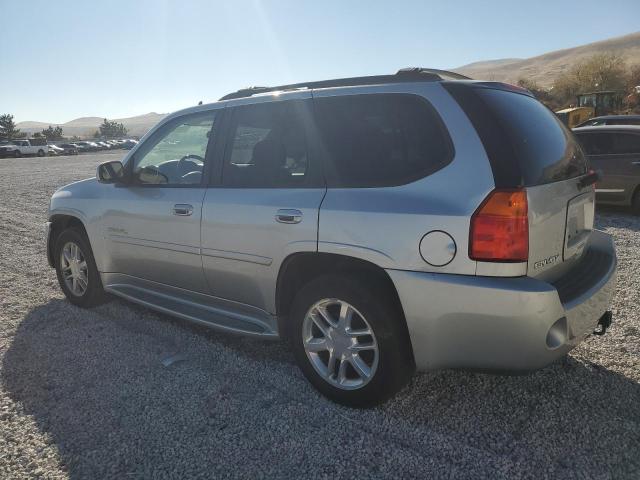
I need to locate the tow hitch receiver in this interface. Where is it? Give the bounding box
[593,311,613,336]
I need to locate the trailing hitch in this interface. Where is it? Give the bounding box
[593,311,612,336]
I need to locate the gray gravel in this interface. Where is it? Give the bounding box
[1,153,639,479]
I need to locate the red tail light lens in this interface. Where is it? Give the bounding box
[470,189,528,262]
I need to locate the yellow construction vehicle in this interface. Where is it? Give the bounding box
[555,106,594,128]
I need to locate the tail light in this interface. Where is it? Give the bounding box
[469,189,528,262]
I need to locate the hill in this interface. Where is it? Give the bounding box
[16,112,167,138]
[454,31,640,86]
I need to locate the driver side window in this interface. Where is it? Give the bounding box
[132,111,217,185]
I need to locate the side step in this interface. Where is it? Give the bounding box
[105,283,278,338]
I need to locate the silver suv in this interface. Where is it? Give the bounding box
[46,69,617,407]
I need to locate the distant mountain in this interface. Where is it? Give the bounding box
[16,112,167,138]
[454,31,640,87]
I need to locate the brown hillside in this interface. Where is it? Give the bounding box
[454,31,640,86]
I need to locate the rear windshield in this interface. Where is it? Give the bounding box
[445,84,587,187]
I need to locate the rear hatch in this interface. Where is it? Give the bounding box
[444,82,594,281]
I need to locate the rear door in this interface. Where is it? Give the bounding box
[445,83,592,281]
[201,95,325,314]
[575,130,640,204]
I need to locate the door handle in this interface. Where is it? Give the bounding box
[275,209,302,224]
[173,204,194,216]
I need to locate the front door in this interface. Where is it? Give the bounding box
[201,96,325,314]
[101,109,221,293]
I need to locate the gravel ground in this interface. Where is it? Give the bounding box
[0,153,639,479]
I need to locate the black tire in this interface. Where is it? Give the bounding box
[13,150,20,158]
[54,227,108,307]
[37,149,45,157]
[289,274,413,407]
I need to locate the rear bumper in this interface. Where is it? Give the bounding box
[388,230,617,372]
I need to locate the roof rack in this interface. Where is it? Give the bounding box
[218,67,471,101]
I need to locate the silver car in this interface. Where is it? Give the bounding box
[46,69,617,407]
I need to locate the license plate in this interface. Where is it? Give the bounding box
[564,193,594,260]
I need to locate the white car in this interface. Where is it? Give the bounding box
[0,139,48,157]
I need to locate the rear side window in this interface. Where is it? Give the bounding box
[612,133,640,154]
[608,119,640,126]
[445,84,587,187]
[313,94,453,187]
[575,133,613,155]
[576,132,640,155]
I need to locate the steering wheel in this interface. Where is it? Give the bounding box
[177,154,204,177]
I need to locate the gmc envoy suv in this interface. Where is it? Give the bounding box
[47,68,617,406]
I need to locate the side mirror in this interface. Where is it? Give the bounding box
[97,160,126,183]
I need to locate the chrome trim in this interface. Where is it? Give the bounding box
[109,235,200,255]
[201,247,273,266]
[275,209,303,224]
[173,204,194,216]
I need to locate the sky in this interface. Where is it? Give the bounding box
[1,0,639,124]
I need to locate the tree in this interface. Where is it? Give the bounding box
[98,118,128,139]
[516,78,558,109]
[41,125,64,141]
[0,114,21,141]
[552,52,628,107]
[32,132,44,138]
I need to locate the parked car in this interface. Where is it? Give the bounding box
[46,69,617,406]
[74,141,99,152]
[121,139,138,150]
[576,114,640,128]
[573,125,640,213]
[59,143,79,155]
[0,138,48,158]
[48,145,64,156]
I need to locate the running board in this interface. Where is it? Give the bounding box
[104,281,278,338]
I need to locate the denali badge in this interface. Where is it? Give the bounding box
[534,254,560,269]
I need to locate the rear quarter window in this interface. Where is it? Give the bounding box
[313,94,453,187]
[445,84,587,187]
[576,132,640,155]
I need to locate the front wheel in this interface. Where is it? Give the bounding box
[54,227,108,307]
[289,274,413,407]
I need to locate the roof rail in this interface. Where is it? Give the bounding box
[395,67,471,81]
[218,67,472,101]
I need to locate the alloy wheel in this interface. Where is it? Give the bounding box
[302,298,379,390]
[60,241,89,296]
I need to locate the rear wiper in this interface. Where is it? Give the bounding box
[578,169,600,190]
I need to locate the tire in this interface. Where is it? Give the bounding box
[13,150,20,158]
[37,149,45,157]
[54,227,108,308]
[289,274,413,407]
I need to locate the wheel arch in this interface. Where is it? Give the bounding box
[48,214,88,267]
[275,252,415,365]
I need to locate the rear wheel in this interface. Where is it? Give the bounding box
[54,227,108,307]
[13,150,20,158]
[289,274,412,407]
[37,149,45,157]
